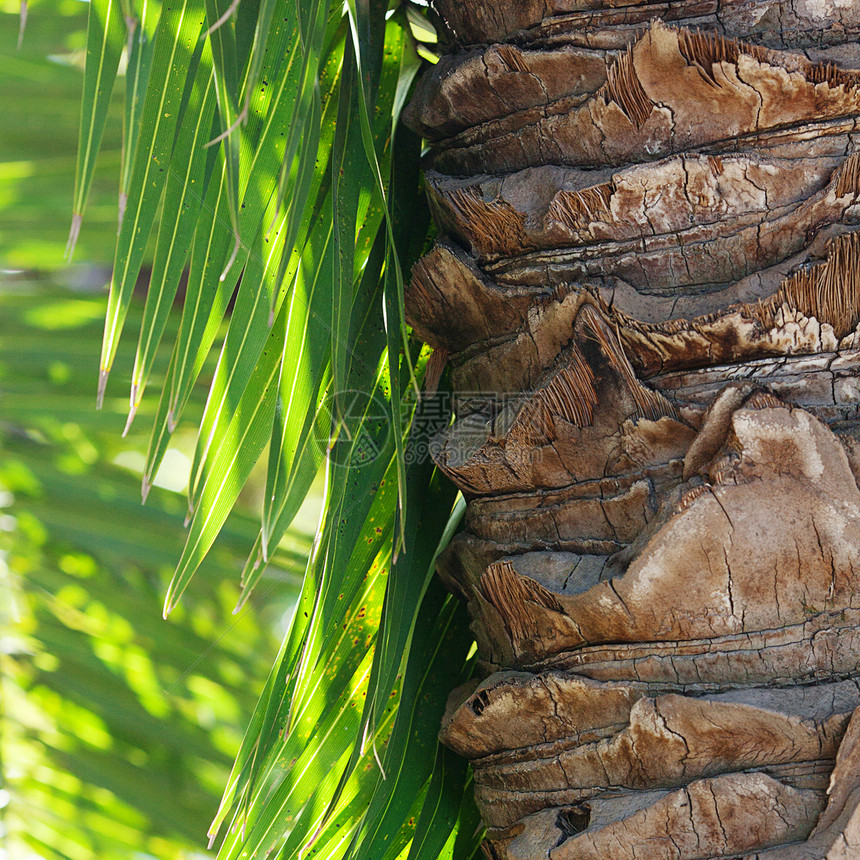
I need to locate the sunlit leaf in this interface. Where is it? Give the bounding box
[65,0,488,855]
[68,0,124,258]
[98,0,206,402]
[128,53,218,423]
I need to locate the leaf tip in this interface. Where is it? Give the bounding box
[204,106,247,150]
[166,408,177,433]
[141,475,152,503]
[219,233,241,281]
[205,0,240,37]
[232,589,249,614]
[122,401,137,438]
[65,213,82,261]
[373,741,387,779]
[118,192,127,231]
[96,368,109,409]
[17,0,26,49]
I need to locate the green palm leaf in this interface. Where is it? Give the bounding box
[203,0,242,277]
[68,0,124,257]
[164,280,287,614]
[118,0,158,222]
[98,0,206,403]
[128,51,217,423]
[67,0,484,856]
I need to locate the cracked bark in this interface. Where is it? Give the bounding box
[406,2,860,858]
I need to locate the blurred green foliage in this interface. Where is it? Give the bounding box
[0,282,312,858]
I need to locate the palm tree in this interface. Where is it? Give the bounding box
[68,0,860,855]
[404,1,860,857]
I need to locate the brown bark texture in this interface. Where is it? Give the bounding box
[404,2,860,858]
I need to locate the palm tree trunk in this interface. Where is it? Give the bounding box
[405,3,860,857]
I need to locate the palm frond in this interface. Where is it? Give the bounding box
[66,0,480,854]
[68,0,124,257]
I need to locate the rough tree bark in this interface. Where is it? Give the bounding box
[403,2,860,858]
